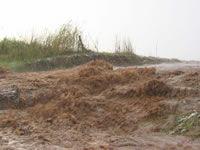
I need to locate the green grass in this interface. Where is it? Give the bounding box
[0,22,178,72]
[0,55,25,69]
[0,22,140,71]
[0,22,82,69]
[170,112,199,136]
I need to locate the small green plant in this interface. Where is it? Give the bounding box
[171,112,199,135]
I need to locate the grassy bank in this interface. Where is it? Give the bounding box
[15,52,140,72]
[0,23,81,69]
[0,22,141,71]
[0,23,180,72]
[15,52,180,72]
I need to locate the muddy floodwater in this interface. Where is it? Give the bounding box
[0,60,200,150]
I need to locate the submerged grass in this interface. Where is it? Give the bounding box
[170,112,200,137]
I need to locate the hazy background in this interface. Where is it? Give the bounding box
[0,0,199,60]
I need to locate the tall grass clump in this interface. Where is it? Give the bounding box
[44,23,81,52]
[0,22,82,62]
[114,36,135,54]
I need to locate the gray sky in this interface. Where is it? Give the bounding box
[0,0,200,60]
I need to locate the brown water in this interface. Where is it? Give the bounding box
[0,60,200,150]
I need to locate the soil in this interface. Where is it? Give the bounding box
[0,60,200,150]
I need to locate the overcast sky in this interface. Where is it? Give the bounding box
[0,0,200,60]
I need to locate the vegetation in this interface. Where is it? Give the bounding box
[0,23,179,72]
[0,22,82,69]
[114,36,135,54]
[170,112,200,137]
[0,22,140,71]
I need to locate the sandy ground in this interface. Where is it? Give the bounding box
[0,60,200,150]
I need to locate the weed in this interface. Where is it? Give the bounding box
[171,112,199,135]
